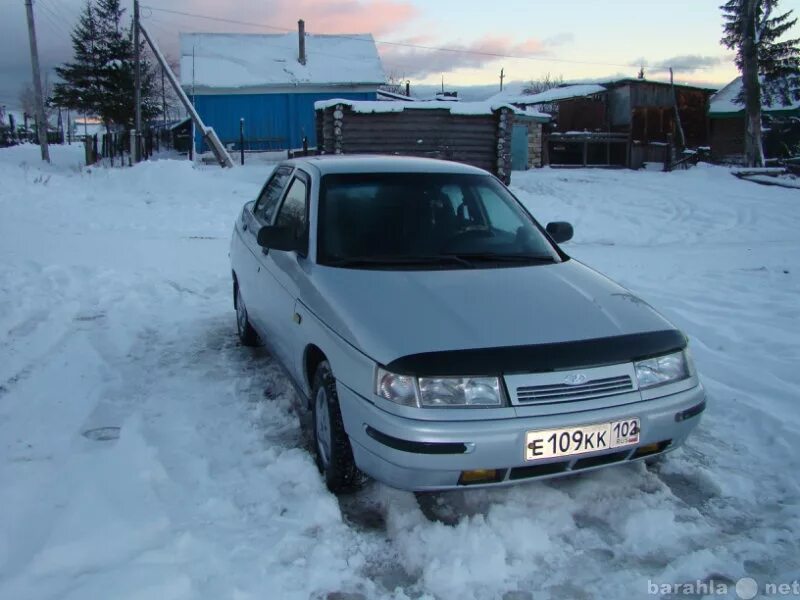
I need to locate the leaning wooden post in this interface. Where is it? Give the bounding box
[664,133,674,172]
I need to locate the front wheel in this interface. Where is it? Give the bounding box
[235,285,260,347]
[312,361,360,493]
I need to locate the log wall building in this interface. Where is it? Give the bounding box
[315,101,518,182]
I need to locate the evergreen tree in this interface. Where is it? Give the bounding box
[52,0,160,131]
[92,0,159,128]
[52,1,104,117]
[720,0,800,166]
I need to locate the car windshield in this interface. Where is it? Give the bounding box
[318,172,562,269]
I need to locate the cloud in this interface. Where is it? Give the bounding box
[543,32,574,47]
[633,54,726,74]
[380,35,549,79]
[273,0,418,35]
[181,0,418,36]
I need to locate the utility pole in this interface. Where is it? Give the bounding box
[24,0,50,162]
[133,0,142,163]
[500,68,505,91]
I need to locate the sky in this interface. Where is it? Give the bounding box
[1,0,798,110]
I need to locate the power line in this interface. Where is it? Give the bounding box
[36,1,71,38]
[145,13,374,65]
[141,6,291,34]
[140,4,711,72]
[41,0,72,26]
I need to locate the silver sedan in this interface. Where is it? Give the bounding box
[230,155,705,492]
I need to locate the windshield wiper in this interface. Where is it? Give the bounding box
[443,252,558,264]
[328,254,475,268]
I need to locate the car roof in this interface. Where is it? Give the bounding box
[281,154,492,177]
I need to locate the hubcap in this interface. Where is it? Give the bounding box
[236,290,247,335]
[315,386,332,469]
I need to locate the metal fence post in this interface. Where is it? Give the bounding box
[239,118,245,166]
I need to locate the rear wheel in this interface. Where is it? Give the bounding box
[312,361,360,493]
[235,285,260,347]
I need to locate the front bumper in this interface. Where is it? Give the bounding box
[337,382,706,491]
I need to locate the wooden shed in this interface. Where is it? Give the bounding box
[493,79,715,169]
[314,100,525,182]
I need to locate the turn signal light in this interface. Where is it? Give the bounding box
[633,442,670,458]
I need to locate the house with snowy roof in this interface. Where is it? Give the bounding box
[180,22,385,154]
[709,76,800,162]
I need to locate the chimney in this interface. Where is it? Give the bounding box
[298,19,306,65]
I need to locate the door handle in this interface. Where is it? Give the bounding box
[261,247,269,255]
[242,223,248,231]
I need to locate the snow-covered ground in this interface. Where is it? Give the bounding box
[1,144,798,600]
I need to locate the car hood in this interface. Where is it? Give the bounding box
[302,260,678,367]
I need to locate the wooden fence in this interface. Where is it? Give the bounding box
[83,128,176,167]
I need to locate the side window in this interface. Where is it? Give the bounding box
[254,166,293,223]
[475,183,523,234]
[275,176,309,254]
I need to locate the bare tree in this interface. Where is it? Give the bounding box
[523,73,564,95]
[19,77,54,127]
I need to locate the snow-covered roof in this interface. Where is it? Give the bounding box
[709,77,800,116]
[180,32,385,90]
[314,98,541,117]
[489,84,607,106]
[376,89,417,102]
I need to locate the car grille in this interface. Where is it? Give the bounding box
[516,375,634,404]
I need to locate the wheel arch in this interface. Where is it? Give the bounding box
[304,344,328,394]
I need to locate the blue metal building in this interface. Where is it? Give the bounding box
[180,25,385,153]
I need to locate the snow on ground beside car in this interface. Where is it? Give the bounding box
[0,144,798,600]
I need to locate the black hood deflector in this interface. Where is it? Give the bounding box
[385,329,687,376]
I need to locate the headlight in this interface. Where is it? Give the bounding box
[634,350,691,389]
[376,368,504,408]
[418,376,503,407]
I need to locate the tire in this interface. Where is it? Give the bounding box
[235,284,260,347]
[311,360,360,493]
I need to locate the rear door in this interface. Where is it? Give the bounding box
[236,165,294,335]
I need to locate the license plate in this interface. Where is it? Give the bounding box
[524,418,640,461]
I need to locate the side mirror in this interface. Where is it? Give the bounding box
[546,221,574,244]
[257,225,298,252]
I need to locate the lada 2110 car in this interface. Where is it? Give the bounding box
[230,155,705,492]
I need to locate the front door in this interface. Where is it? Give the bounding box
[238,165,294,336]
[511,123,530,171]
[253,170,311,382]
